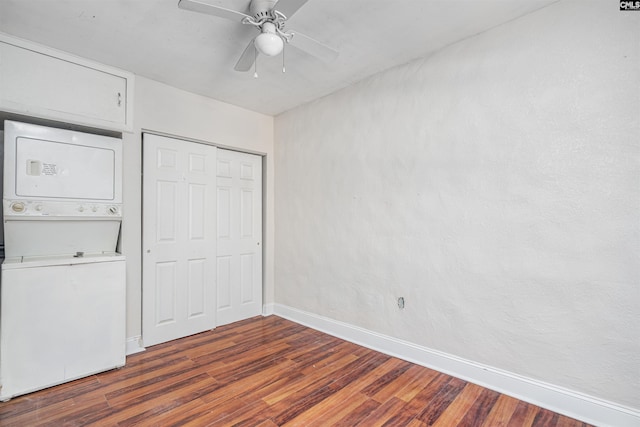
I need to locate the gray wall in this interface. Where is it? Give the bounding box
[274,0,639,409]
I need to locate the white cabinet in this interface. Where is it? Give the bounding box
[0,34,134,132]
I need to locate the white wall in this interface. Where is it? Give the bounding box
[274,0,639,411]
[122,77,274,345]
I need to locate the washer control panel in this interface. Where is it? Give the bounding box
[4,199,122,218]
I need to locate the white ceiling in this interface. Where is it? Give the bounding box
[0,0,558,116]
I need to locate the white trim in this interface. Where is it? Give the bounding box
[125,335,145,356]
[263,303,275,316]
[273,303,640,427]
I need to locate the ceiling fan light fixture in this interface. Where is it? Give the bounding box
[254,22,284,56]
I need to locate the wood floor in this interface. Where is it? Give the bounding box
[0,315,591,426]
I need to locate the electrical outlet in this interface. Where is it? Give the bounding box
[397,297,405,309]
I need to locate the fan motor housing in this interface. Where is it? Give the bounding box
[250,0,277,20]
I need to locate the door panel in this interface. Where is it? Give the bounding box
[189,183,206,239]
[241,253,255,303]
[157,181,178,242]
[142,134,217,347]
[217,187,231,238]
[156,261,177,325]
[188,259,206,317]
[217,256,232,309]
[216,148,263,326]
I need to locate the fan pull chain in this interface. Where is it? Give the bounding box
[254,46,258,78]
[282,44,286,73]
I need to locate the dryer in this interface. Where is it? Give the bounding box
[2,120,122,258]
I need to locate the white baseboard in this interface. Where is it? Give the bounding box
[263,302,275,316]
[125,335,146,356]
[273,303,639,427]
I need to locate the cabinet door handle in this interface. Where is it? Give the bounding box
[117,92,122,107]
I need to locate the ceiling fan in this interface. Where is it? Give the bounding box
[178,0,338,73]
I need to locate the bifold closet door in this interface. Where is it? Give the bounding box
[216,148,263,326]
[142,134,217,347]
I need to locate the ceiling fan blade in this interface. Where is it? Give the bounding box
[288,31,338,63]
[274,0,309,19]
[234,39,257,71]
[178,0,251,23]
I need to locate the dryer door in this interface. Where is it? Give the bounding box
[15,138,116,201]
[3,120,122,203]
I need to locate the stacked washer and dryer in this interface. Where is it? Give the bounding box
[0,120,126,401]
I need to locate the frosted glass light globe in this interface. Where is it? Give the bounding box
[254,23,284,57]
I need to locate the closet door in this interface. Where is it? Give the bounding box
[142,134,217,347]
[216,148,263,326]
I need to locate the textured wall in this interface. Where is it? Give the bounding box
[274,0,639,409]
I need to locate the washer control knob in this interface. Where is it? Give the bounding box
[78,206,85,212]
[108,206,119,215]
[11,202,25,213]
[35,204,43,211]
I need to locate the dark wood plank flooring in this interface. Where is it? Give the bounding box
[0,315,592,426]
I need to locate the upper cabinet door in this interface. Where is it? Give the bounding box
[0,34,134,132]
